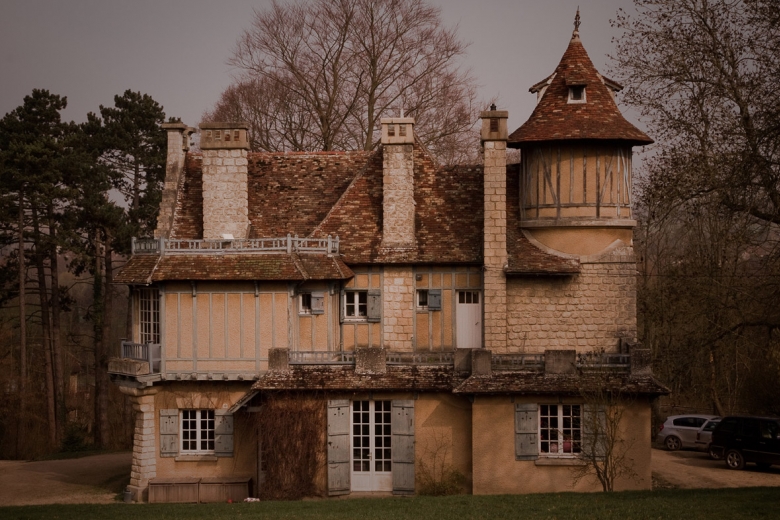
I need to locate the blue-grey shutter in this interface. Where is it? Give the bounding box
[515,403,539,460]
[327,400,350,496]
[160,409,178,457]
[367,290,381,323]
[392,400,415,495]
[582,404,607,460]
[428,290,442,311]
[311,292,325,315]
[214,410,234,457]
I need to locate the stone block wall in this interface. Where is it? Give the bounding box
[483,140,508,351]
[201,148,249,239]
[382,266,414,350]
[380,143,415,249]
[505,253,637,353]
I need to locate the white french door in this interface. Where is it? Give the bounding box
[456,290,482,348]
[351,400,392,491]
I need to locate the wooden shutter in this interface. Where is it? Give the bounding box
[582,404,607,460]
[160,409,179,457]
[311,292,325,315]
[214,410,234,457]
[392,400,415,495]
[367,290,382,323]
[327,400,350,496]
[514,403,539,460]
[427,290,442,311]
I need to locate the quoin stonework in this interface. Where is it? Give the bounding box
[110,15,667,503]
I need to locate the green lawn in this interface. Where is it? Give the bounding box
[2,488,778,520]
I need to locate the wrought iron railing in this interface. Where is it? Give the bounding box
[491,353,545,370]
[131,234,339,256]
[386,351,454,365]
[121,341,162,373]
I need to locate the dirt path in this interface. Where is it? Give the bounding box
[652,447,780,489]
[1,449,779,505]
[0,452,131,506]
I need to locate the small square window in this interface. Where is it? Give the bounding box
[344,290,368,318]
[399,124,407,137]
[388,125,395,137]
[225,130,231,142]
[300,293,312,315]
[234,130,240,141]
[417,289,429,310]
[568,86,586,103]
[215,130,222,140]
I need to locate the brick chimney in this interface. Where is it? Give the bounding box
[199,122,250,240]
[380,117,416,251]
[481,106,508,351]
[156,122,195,239]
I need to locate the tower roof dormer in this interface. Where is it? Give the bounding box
[508,10,652,147]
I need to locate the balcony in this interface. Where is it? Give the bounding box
[131,234,340,256]
[108,341,161,377]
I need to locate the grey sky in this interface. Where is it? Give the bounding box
[0,0,642,140]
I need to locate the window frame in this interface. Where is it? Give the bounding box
[343,290,369,321]
[416,289,429,311]
[180,409,216,454]
[299,293,313,315]
[568,85,586,104]
[138,287,160,344]
[539,404,582,458]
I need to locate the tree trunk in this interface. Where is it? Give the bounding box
[31,199,57,448]
[48,203,66,443]
[17,189,27,458]
[93,229,110,448]
[710,349,725,416]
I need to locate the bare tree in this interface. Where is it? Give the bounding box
[217,0,483,164]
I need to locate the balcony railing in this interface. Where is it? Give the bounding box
[121,341,162,373]
[386,351,454,365]
[289,351,355,365]
[132,234,339,256]
[491,353,545,370]
[576,352,630,370]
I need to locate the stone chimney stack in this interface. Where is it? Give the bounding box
[156,122,195,239]
[199,122,250,240]
[380,117,416,251]
[481,107,508,352]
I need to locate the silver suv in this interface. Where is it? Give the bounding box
[656,414,719,451]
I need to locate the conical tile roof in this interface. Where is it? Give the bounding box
[508,29,652,146]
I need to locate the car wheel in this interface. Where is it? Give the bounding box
[756,462,771,470]
[665,435,682,451]
[708,445,722,460]
[725,449,745,470]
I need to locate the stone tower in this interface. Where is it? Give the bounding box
[507,14,652,257]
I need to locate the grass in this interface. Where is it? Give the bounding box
[1,488,779,520]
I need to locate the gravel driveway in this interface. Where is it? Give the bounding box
[652,447,780,489]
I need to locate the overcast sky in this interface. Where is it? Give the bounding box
[1,0,643,139]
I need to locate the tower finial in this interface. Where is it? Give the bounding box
[573,7,581,36]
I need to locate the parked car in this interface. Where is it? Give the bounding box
[694,418,722,459]
[656,414,719,451]
[711,416,780,470]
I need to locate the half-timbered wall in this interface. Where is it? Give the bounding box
[341,267,383,350]
[521,144,633,220]
[294,282,340,352]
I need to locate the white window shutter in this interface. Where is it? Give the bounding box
[367,290,382,323]
[582,404,607,460]
[215,410,234,457]
[392,400,415,495]
[327,400,351,496]
[428,289,442,311]
[311,292,325,315]
[160,409,178,457]
[515,403,539,460]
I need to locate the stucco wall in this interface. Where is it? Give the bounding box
[471,395,651,494]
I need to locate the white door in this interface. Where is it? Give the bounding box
[456,290,482,348]
[351,400,393,491]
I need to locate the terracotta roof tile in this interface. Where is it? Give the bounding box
[508,35,652,146]
[115,255,160,284]
[170,154,203,239]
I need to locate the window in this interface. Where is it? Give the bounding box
[539,404,581,457]
[181,410,215,453]
[458,290,479,304]
[490,117,499,132]
[388,125,395,137]
[417,289,429,310]
[344,290,368,318]
[138,288,159,344]
[568,86,586,103]
[300,293,312,314]
[233,130,240,141]
[215,129,222,140]
[399,124,407,137]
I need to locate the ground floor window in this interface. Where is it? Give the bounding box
[539,404,581,456]
[181,410,215,452]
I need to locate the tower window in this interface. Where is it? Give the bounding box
[399,124,407,137]
[568,86,586,103]
[490,118,499,132]
[388,125,395,137]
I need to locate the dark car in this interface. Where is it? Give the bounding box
[710,416,780,470]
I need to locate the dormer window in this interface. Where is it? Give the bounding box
[568,86,586,104]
